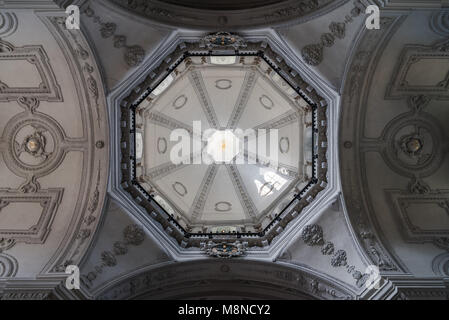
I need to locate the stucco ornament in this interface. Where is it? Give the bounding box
[201,241,247,258]
[302,224,324,246]
[201,32,247,49]
[123,224,145,245]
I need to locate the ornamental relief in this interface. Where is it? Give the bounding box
[0,12,109,276]
[386,39,449,99]
[341,12,449,276]
[340,15,407,272]
[84,6,145,67]
[301,1,364,66]
[385,188,449,246]
[0,187,64,244]
[0,40,62,102]
[107,0,341,29]
[81,224,155,289]
[0,38,69,251]
[379,96,446,179]
[2,106,67,179]
[300,224,371,288]
[42,15,109,272]
[0,253,18,278]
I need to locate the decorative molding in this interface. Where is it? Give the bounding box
[0,40,63,102]
[340,14,409,272]
[429,10,449,37]
[190,165,218,221]
[0,292,49,300]
[394,288,449,300]
[301,224,371,287]
[117,37,329,251]
[188,69,220,129]
[0,12,18,38]
[386,39,449,99]
[84,6,145,67]
[227,70,258,129]
[226,164,258,220]
[36,13,109,272]
[385,189,449,245]
[432,252,449,276]
[0,253,18,278]
[0,187,63,244]
[106,0,345,29]
[0,238,16,252]
[200,240,247,258]
[379,101,446,178]
[301,0,364,66]
[201,32,247,50]
[81,224,147,289]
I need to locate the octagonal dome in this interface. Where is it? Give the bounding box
[119,35,328,250]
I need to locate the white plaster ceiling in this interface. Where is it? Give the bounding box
[0,0,448,300]
[0,2,108,281]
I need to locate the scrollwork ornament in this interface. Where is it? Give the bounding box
[433,237,449,251]
[19,176,41,193]
[0,200,9,211]
[17,96,39,113]
[408,95,430,113]
[0,238,16,252]
[0,253,18,277]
